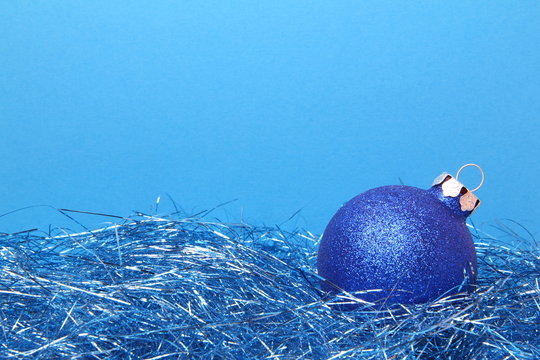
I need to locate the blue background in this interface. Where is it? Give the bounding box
[1,1,539,235]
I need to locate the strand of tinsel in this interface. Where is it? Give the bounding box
[0,214,538,359]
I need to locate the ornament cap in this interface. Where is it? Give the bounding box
[431,172,481,214]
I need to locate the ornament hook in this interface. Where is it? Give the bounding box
[456,163,484,192]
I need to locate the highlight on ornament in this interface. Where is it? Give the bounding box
[1,167,539,359]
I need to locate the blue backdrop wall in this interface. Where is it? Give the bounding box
[1,1,539,235]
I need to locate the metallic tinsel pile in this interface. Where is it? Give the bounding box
[0,214,538,359]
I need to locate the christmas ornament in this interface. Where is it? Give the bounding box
[318,164,484,306]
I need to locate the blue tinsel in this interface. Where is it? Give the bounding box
[0,214,538,359]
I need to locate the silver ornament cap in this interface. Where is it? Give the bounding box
[432,164,483,214]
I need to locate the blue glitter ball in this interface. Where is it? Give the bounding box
[318,175,479,306]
